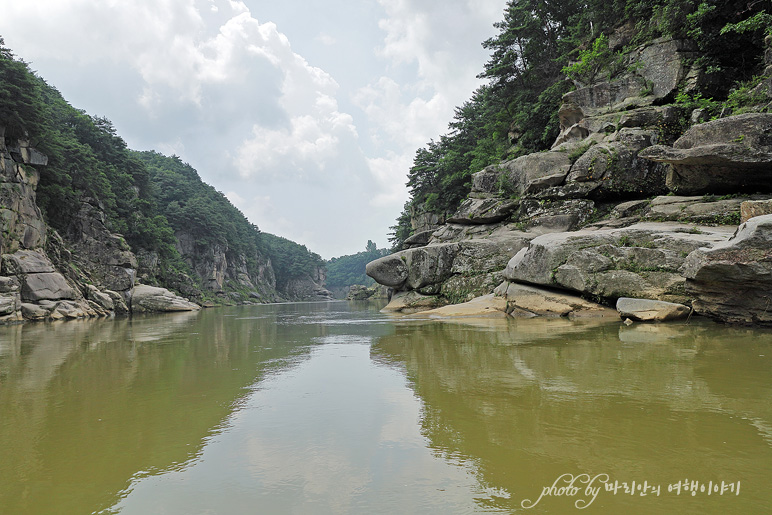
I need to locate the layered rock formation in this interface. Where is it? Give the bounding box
[0,132,200,322]
[368,35,772,325]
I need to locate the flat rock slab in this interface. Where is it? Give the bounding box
[416,294,509,318]
[504,222,734,304]
[639,113,772,194]
[380,290,444,314]
[2,249,55,275]
[131,284,200,313]
[495,281,617,318]
[616,297,691,321]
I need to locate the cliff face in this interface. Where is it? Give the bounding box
[368,33,772,325]
[0,122,329,323]
[173,230,279,302]
[0,132,201,321]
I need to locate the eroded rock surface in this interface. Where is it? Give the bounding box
[683,214,772,324]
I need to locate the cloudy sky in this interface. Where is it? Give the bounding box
[1,0,504,258]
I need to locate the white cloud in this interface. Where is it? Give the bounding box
[0,0,505,257]
[366,154,411,207]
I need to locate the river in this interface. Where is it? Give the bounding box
[0,301,770,514]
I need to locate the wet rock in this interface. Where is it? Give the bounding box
[616,297,691,321]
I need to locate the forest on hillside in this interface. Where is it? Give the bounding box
[0,38,324,298]
[389,0,772,249]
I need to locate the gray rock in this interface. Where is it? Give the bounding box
[501,151,573,196]
[683,214,772,324]
[21,302,50,320]
[562,132,668,200]
[105,289,129,314]
[381,290,445,313]
[0,292,20,316]
[86,284,115,311]
[0,276,20,294]
[517,199,596,232]
[366,254,409,289]
[130,284,201,313]
[446,198,519,225]
[494,281,616,318]
[616,297,691,321]
[639,113,772,194]
[21,272,78,302]
[368,236,529,295]
[403,229,435,248]
[1,250,55,275]
[505,222,734,303]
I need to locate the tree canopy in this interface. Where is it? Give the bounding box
[389,0,772,249]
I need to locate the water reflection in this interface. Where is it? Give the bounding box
[1,303,771,514]
[371,318,772,513]
[0,304,341,514]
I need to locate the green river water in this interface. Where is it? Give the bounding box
[0,301,770,514]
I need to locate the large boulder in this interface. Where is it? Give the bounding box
[365,253,409,289]
[130,284,201,313]
[639,113,772,194]
[367,237,529,293]
[20,272,78,302]
[683,214,772,324]
[473,152,572,198]
[505,222,734,303]
[556,129,668,200]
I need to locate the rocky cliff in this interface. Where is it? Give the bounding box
[0,131,201,322]
[0,124,329,324]
[368,33,772,325]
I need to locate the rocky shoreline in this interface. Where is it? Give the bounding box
[366,35,772,326]
[0,128,331,324]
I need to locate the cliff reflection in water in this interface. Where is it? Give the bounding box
[371,318,772,514]
[0,305,325,515]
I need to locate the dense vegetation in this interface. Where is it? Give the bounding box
[0,37,325,298]
[258,232,325,291]
[326,241,387,290]
[390,0,772,249]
